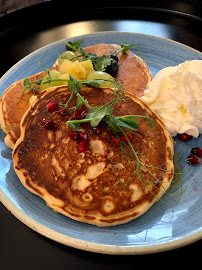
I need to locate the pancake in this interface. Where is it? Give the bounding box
[13,86,174,227]
[84,43,152,97]
[0,43,152,149]
[0,70,46,147]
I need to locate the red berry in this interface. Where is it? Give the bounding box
[46,100,58,113]
[119,134,127,142]
[187,154,200,164]
[179,133,192,141]
[127,134,133,142]
[191,147,202,158]
[68,129,88,141]
[119,134,133,143]
[168,172,173,178]
[68,130,79,141]
[92,126,102,135]
[41,118,55,130]
[72,105,88,120]
[112,135,119,146]
[79,130,88,140]
[77,140,85,152]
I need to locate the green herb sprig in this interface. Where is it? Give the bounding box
[66,93,155,132]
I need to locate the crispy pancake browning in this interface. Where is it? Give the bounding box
[13,86,173,226]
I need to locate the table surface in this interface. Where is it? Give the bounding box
[0,1,201,269]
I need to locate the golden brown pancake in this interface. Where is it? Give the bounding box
[0,43,152,149]
[84,43,152,97]
[13,86,173,227]
[0,70,47,148]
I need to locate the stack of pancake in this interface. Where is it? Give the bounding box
[0,44,174,226]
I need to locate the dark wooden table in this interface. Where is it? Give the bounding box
[0,1,201,269]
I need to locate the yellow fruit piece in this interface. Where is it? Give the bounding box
[80,60,94,77]
[59,74,70,85]
[59,59,74,75]
[58,59,94,80]
[70,60,86,80]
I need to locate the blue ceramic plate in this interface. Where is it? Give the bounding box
[0,32,202,254]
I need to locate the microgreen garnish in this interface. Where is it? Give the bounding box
[62,40,85,54]
[64,88,184,205]
[19,77,43,102]
[37,61,51,80]
[62,41,139,71]
[114,44,137,55]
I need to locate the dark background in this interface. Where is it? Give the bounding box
[0,1,201,269]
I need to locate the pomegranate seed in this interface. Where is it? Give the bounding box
[46,100,58,113]
[191,147,202,158]
[119,134,127,142]
[76,110,87,120]
[79,130,88,140]
[112,135,119,146]
[72,105,88,120]
[77,140,85,152]
[179,133,192,141]
[81,104,88,111]
[68,129,88,141]
[72,109,79,120]
[119,134,133,143]
[92,126,102,135]
[41,118,55,130]
[168,173,173,178]
[127,134,133,142]
[68,130,79,141]
[187,154,200,164]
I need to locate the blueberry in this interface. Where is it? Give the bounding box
[105,58,119,76]
[65,41,73,51]
[110,54,118,62]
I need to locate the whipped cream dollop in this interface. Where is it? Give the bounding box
[140,60,202,137]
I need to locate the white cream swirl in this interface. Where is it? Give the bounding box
[141,60,202,137]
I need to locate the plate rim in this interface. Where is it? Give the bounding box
[0,31,202,88]
[0,188,201,255]
[0,31,202,254]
